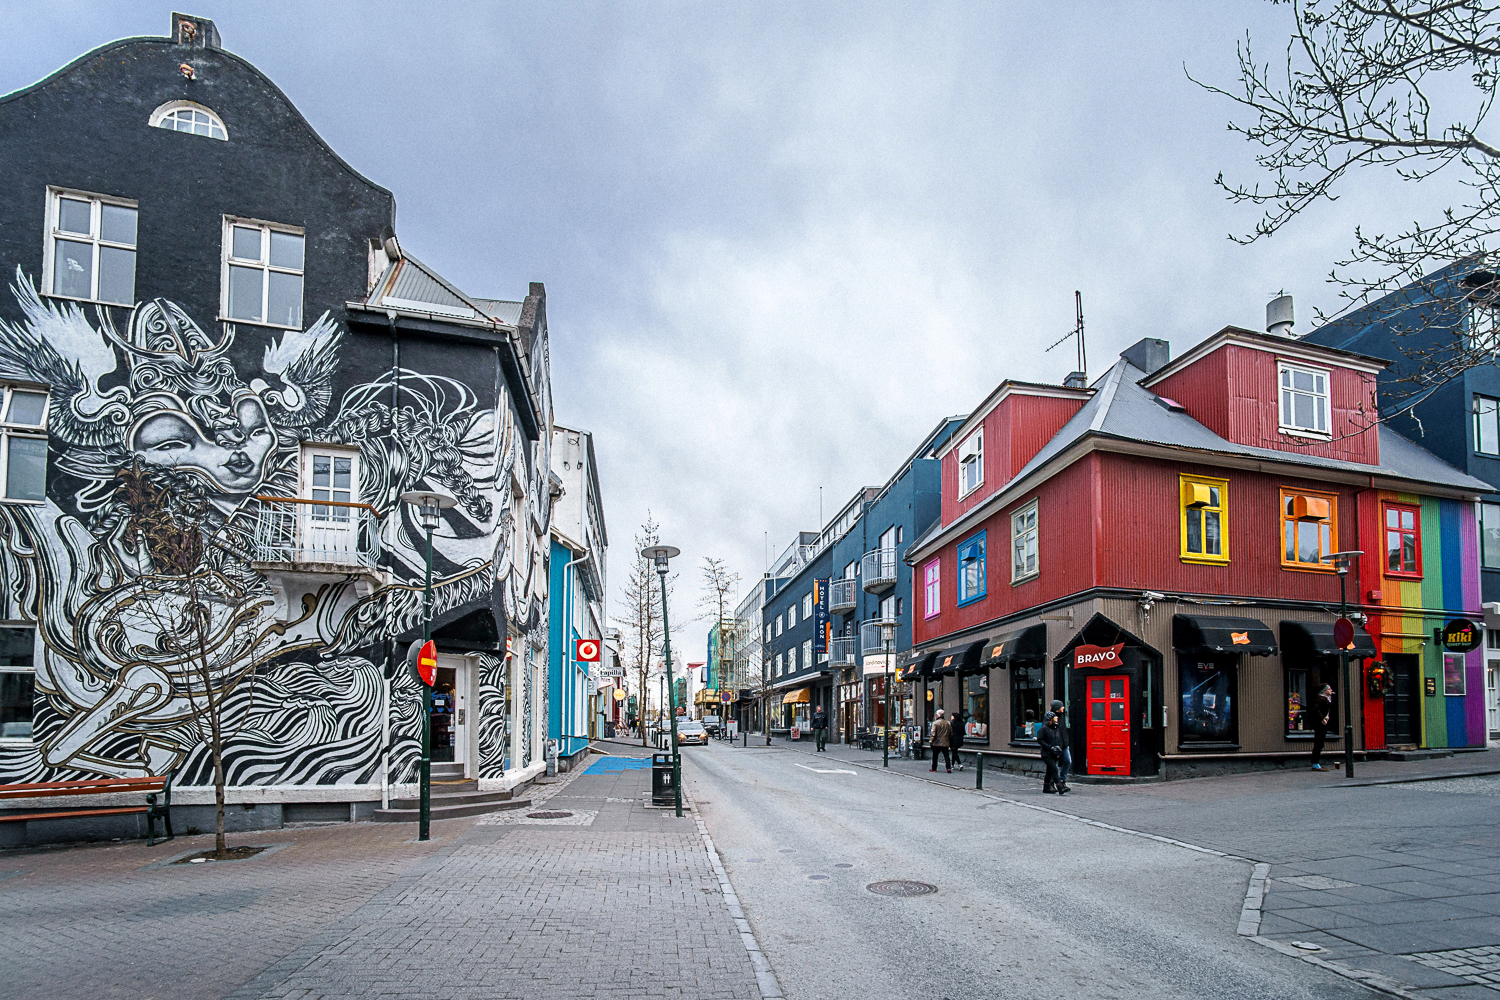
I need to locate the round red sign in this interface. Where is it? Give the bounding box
[1333,617,1355,651]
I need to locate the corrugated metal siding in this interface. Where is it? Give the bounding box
[940,393,1087,528]
[1226,346,1379,464]
[387,260,472,311]
[1152,349,1229,437]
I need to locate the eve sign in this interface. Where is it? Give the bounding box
[575,638,601,662]
[1074,643,1124,669]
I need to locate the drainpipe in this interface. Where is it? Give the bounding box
[380,311,400,811]
[562,548,589,756]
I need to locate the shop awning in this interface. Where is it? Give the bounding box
[1279,619,1378,659]
[981,624,1046,667]
[898,651,936,682]
[782,688,811,704]
[1172,614,1278,656]
[932,639,988,676]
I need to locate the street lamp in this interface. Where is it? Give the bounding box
[881,618,896,768]
[641,543,683,817]
[1322,549,1364,779]
[400,489,458,841]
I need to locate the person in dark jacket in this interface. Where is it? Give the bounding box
[1037,712,1069,794]
[813,705,828,752]
[1310,684,1333,771]
[950,709,966,771]
[1050,699,1071,785]
[929,710,953,772]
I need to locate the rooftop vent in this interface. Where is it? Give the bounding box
[1063,371,1087,389]
[1267,293,1295,338]
[172,12,221,50]
[1121,337,1170,374]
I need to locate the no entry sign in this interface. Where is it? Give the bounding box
[408,639,437,686]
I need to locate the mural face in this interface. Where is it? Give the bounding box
[0,271,549,784]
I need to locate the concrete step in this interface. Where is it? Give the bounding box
[386,788,518,810]
[1387,748,1455,761]
[372,797,532,823]
[429,763,465,779]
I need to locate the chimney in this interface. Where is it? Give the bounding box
[1063,372,1088,389]
[1120,337,1170,375]
[172,12,222,50]
[1267,293,1295,338]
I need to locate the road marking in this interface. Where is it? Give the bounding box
[792,763,856,775]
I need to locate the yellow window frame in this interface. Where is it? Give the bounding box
[1179,474,1229,564]
[1280,486,1338,572]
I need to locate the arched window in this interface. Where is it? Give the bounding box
[149,101,227,140]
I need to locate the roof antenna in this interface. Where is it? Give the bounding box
[1045,290,1087,383]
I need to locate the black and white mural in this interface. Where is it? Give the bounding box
[0,271,551,786]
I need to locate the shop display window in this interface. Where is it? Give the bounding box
[1179,656,1237,744]
[1445,652,1468,696]
[1010,661,1044,742]
[964,673,988,739]
[1284,663,1338,737]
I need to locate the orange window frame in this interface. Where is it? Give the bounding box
[1279,487,1338,573]
[1382,501,1422,579]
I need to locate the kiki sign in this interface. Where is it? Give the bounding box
[1074,643,1124,669]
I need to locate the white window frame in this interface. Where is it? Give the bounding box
[802,592,813,618]
[1011,500,1039,583]
[221,217,306,329]
[42,188,138,306]
[775,615,783,637]
[958,429,984,498]
[149,100,228,140]
[1277,361,1330,437]
[787,604,797,629]
[300,444,360,514]
[923,558,940,618]
[0,624,38,744]
[802,638,813,670]
[1476,394,1500,456]
[774,653,782,677]
[0,385,49,504]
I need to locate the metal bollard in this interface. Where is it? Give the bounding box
[743,730,747,747]
[976,753,984,790]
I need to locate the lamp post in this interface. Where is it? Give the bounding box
[641,544,682,817]
[399,489,458,842]
[882,620,896,767]
[1324,550,1364,779]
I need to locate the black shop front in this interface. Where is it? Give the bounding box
[1055,614,1163,778]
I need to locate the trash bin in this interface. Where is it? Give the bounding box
[651,753,675,806]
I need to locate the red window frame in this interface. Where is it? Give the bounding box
[1382,501,1422,579]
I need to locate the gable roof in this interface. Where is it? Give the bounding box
[363,255,517,327]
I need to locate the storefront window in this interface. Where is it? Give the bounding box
[1010,661,1045,742]
[1445,652,1467,696]
[1179,656,1237,744]
[0,625,33,741]
[1284,662,1338,737]
[964,673,988,740]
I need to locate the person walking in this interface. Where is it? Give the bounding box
[1049,699,1071,786]
[950,709,966,771]
[813,705,828,753]
[929,709,953,772]
[1310,683,1334,771]
[1037,711,1069,794]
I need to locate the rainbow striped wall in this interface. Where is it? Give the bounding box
[1366,492,1485,749]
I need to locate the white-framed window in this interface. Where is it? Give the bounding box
[1278,362,1329,435]
[1011,500,1039,582]
[149,100,228,140]
[844,560,856,580]
[0,386,48,503]
[765,623,772,643]
[223,218,305,328]
[880,594,896,621]
[775,615,783,637]
[1476,395,1500,455]
[802,638,813,669]
[787,603,797,629]
[788,646,798,671]
[774,653,782,677]
[0,625,37,743]
[44,188,137,305]
[959,429,983,496]
[802,592,813,618]
[923,558,940,618]
[301,446,359,519]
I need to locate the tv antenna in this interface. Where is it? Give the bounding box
[1044,290,1087,377]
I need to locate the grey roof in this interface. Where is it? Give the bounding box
[363,254,511,325]
[472,298,524,326]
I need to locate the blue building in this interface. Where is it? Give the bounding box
[548,425,607,764]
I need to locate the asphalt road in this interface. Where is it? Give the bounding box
[684,742,1369,1000]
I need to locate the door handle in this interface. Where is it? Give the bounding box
[456,708,465,725]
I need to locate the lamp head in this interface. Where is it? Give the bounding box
[400,489,458,531]
[640,544,680,576]
[1322,550,1364,575]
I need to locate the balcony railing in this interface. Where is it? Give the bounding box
[861,547,898,593]
[253,496,382,572]
[828,635,858,667]
[829,577,857,615]
[860,617,899,656]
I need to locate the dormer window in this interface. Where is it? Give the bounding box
[958,429,983,497]
[150,101,227,140]
[1278,362,1329,435]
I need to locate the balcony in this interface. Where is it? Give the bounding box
[861,548,898,593]
[253,496,383,575]
[829,577,857,615]
[860,618,899,656]
[828,635,858,668]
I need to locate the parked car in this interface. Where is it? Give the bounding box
[675,720,708,745]
[701,714,721,737]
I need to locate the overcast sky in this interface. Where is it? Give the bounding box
[1,2,1438,631]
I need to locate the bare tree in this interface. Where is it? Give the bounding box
[698,557,740,718]
[615,512,671,747]
[1198,0,1500,410]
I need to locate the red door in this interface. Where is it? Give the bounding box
[1086,675,1130,774]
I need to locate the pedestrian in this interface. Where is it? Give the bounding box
[1038,711,1069,794]
[950,709,966,771]
[1049,699,1071,786]
[1311,683,1334,771]
[813,705,828,753]
[929,709,952,773]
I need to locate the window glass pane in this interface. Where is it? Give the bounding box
[1293,392,1313,428]
[0,671,33,739]
[1315,397,1327,431]
[1186,508,1202,553]
[57,198,91,235]
[1388,530,1402,571]
[1284,521,1296,562]
[1108,678,1124,697]
[1386,508,1399,528]
[1204,510,1221,555]
[267,271,302,327]
[1486,505,1500,570]
[1297,520,1320,562]
[1293,369,1315,392]
[1179,659,1234,742]
[97,246,135,305]
[1109,701,1126,720]
[232,226,263,261]
[312,455,330,487]
[1401,510,1415,531]
[1481,398,1499,454]
[0,628,34,667]
[6,436,47,501]
[52,239,92,298]
[99,204,137,246]
[332,457,351,489]
[1011,663,1044,741]
[227,265,264,321]
[1402,533,1416,572]
[269,231,304,270]
[5,392,46,427]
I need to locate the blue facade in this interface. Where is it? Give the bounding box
[547,538,591,757]
[764,546,835,729]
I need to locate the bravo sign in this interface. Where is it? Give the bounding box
[1074,643,1124,669]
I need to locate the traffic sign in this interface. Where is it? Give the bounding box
[1333,617,1354,650]
[576,638,601,662]
[408,639,437,686]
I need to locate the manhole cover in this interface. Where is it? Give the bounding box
[525,810,574,819]
[834,863,853,868]
[867,879,938,897]
[808,874,829,881]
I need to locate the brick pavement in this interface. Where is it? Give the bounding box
[0,749,762,1000]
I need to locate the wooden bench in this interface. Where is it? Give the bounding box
[0,774,175,846]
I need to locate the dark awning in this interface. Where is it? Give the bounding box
[1172,614,1277,657]
[898,650,935,682]
[981,624,1046,667]
[1280,619,1378,660]
[933,639,987,676]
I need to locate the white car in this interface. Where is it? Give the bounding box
[675,721,707,745]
